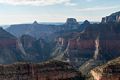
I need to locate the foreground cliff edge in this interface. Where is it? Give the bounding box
[0,60,84,80]
[90,57,120,80]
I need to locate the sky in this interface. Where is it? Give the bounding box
[0,0,120,25]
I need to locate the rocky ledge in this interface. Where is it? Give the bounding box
[90,57,120,80]
[0,60,84,80]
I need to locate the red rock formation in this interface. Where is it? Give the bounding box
[0,39,17,47]
[54,23,120,71]
[67,39,77,49]
[0,27,24,64]
[0,61,82,80]
[66,39,95,50]
[77,40,95,49]
[0,27,17,48]
[90,57,120,80]
[99,40,120,50]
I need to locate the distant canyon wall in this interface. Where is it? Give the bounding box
[54,22,120,68]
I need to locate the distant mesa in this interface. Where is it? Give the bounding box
[64,18,79,30]
[65,18,78,25]
[101,11,120,23]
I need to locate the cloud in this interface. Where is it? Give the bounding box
[0,0,76,6]
[76,6,120,12]
[85,0,94,2]
[64,2,77,6]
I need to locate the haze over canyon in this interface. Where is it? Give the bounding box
[0,10,119,80]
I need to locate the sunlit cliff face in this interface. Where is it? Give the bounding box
[94,36,99,60]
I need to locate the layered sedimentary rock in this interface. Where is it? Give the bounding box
[20,35,52,62]
[53,22,96,68]
[0,28,53,64]
[79,23,120,75]
[90,57,120,80]
[6,21,59,39]
[0,27,17,47]
[53,20,120,73]
[0,61,83,80]
[101,11,120,23]
[0,27,23,64]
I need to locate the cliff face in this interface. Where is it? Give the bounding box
[0,61,84,80]
[6,21,59,39]
[0,27,17,47]
[0,28,53,64]
[52,21,96,67]
[19,35,52,62]
[0,27,23,64]
[64,18,79,30]
[101,11,120,23]
[90,57,120,80]
[20,35,36,49]
[53,20,120,73]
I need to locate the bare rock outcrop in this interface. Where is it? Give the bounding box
[64,18,79,30]
[0,27,23,64]
[53,22,120,73]
[0,61,84,80]
[20,35,52,62]
[101,11,120,23]
[90,57,120,80]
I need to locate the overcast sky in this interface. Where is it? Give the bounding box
[0,0,120,25]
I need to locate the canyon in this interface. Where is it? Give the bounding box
[0,11,120,80]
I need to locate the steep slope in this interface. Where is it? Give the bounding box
[79,23,120,75]
[0,27,23,64]
[48,14,120,72]
[52,19,120,74]
[52,20,92,67]
[19,34,52,62]
[0,27,54,64]
[90,57,120,80]
[0,60,85,80]
[102,11,120,23]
